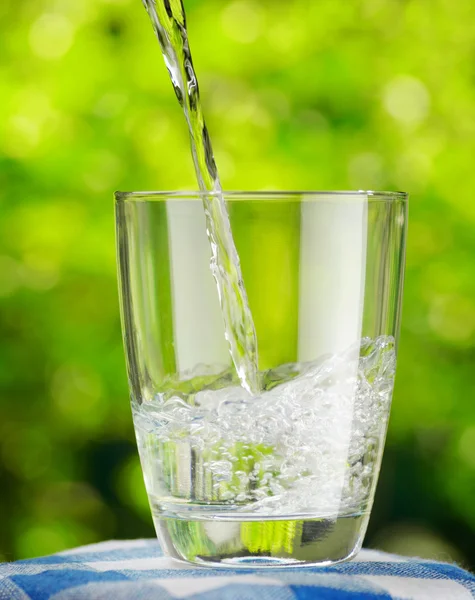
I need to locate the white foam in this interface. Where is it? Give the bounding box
[134,336,396,517]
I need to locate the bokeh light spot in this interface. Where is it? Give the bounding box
[94,92,128,118]
[267,21,300,55]
[1,427,52,480]
[458,427,475,469]
[16,525,71,559]
[383,75,430,125]
[115,455,150,517]
[51,365,106,431]
[3,88,62,157]
[29,14,75,60]
[396,150,432,189]
[22,254,60,291]
[0,255,22,297]
[15,521,98,559]
[4,116,41,158]
[221,1,264,44]
[35,482,106,520]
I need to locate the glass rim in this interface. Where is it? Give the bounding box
[115,190,408,203]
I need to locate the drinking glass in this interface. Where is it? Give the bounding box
[115,190,408,567]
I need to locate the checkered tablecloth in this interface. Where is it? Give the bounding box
[1,539,474,599]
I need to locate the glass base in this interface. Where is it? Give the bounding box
[152,508,368,568]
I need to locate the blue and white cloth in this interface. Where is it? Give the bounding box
[1,539,474,599]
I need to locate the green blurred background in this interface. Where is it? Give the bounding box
[1,0,474,567]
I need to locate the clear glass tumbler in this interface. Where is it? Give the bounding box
[115,190,408,568]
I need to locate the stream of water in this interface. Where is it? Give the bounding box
[142,0,260,394]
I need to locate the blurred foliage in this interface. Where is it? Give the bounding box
[0,0,474,568]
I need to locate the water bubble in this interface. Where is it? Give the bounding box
[134,336,396,515]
